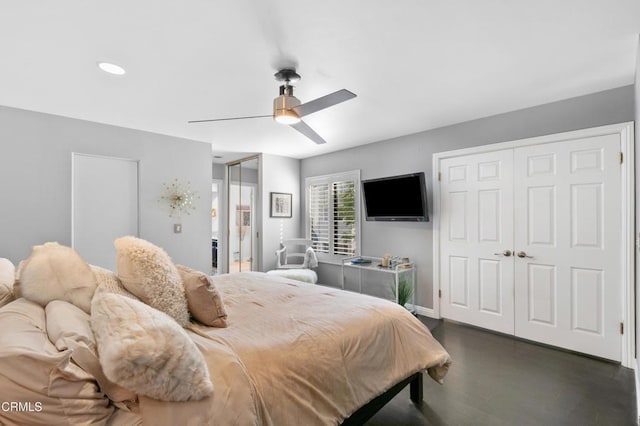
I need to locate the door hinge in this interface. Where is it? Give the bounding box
[438,172,442,181]
[620,322,624,335]
[438,289,442,299]
[619,152,623,164]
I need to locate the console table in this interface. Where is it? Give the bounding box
[341,256,416,310]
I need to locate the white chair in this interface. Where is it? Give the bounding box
[267,238,318,284]
[276,239,316,269]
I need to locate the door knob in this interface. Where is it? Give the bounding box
[493,250,512,257]
[516,251,533,258]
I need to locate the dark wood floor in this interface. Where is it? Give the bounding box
[366,319,636,426]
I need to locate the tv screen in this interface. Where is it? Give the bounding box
[362,173,429,221]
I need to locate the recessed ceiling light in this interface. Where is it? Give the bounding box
[213,155,223,159]
[97,61,126,75]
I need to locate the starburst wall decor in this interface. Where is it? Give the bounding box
[158,178,199,218]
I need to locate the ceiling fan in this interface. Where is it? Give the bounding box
[188,69,356,145]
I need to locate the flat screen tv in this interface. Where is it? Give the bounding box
[362,172,429,222]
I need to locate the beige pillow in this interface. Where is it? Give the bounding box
[91,291,213,402]
[12,260,25,299]
[177,265,227,327]
[90,264,139,300]
[0,298,113,425]
[46,300,137,403]
[19,242,97,313]
[114,236,189,326]
[0,284,14,309]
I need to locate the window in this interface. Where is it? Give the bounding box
[306,170,360,261]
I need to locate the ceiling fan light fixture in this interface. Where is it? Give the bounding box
[274,109,301,125]
[273,92,301,124]
[188,68,356,146]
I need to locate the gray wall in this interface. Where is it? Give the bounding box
[0,106,212,272]
[301,85,635,309]
[212,163,225,180]
[261,154,301,272]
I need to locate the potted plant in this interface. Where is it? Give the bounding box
[391,276,414,308]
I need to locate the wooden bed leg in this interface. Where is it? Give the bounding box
[410,372,423,403]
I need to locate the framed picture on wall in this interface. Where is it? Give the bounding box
[270,192,292,218]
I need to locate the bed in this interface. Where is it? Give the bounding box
[0,252,450,426]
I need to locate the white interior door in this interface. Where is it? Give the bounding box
[440,149,515,334]
[513,135,622,361]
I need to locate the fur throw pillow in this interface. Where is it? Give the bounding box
[19,243,97,313]
[114,236,189,326]
[90,291,213,402]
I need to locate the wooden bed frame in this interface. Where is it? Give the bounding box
[341,372,423,425]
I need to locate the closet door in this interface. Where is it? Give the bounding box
[513,135,622,361]
[440,149,515,334]
[227,156,259,273]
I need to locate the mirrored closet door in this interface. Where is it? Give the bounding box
[227,156,259,273]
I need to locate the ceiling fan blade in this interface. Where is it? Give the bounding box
[292,89,356,117]
[188,114,272,124]
[290,121,327,144]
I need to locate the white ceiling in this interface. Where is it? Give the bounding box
[0,1,638,159]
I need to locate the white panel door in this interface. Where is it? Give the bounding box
[513,135,622,361]
[440,149,515,334]
[72,154,139,271]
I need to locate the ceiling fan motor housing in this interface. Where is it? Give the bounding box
[273,85,301,124]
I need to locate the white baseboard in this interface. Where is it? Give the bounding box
[406,304,438,319]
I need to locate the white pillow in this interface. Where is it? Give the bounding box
[114,236,189,326]
[18,242,97,313]
[0,258,14,287]
[0,258,16,308]
[91,291,213,402]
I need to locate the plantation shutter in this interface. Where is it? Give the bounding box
[332,180,356,256]
[306,170,360,261]
[309,183,330,253]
